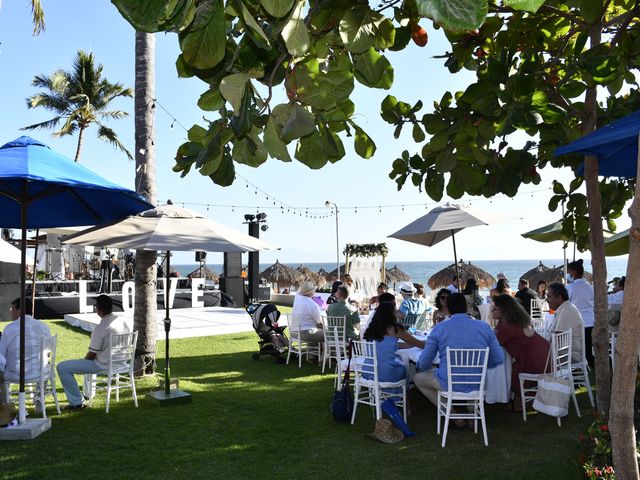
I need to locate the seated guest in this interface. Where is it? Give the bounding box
[446,275,459,293]
[431,288,451,326]
[326,280,343,305]
[546,282,584,363]
[414,293,504,423]
[608,276,625,305]
[368,283,388,310]
[57,295,131,411]
[397,282,426,322]
[327,286,360,341]
[291,281,324,343]
[514,278,540,313]
[0,298,51,405]
[490,278,512,298]
[536,280,548,301]
[493,294,550,411]
[462,278,482,319]
[363,294,424,386]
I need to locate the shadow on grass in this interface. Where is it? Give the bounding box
[1,326,593,480]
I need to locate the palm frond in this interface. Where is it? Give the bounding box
[26,92,70,113]
[53,116,78,137]
[97,124,133,160]
[99,110,129,120]
[21,117,63,131]
[30,0,45,36]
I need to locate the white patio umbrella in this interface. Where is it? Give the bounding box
[62,202,278,402]
[389,203,503,288]
[0,238,33,264]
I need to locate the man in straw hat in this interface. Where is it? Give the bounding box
[292,281,324,344]
[397,281,426,323]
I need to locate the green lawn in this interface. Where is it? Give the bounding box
[0,319,591,480]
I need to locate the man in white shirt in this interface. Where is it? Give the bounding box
[566,260,594,368]
[0,298,51,402]
[446,275,459,293]
[546,283,584,363]
[291,281,324,343]
[608,276,625,305]
[57,295,131,410]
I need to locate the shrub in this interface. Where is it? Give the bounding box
[578,414,615,479]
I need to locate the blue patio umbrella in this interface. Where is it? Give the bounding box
[555,110,640,178]
[0,136,153,423]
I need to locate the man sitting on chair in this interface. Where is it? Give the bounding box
[291,281,324,344]
[326,285,360,341]
[0,298,51,405]
[397,282,426,323]
[413,293,504,423]
[57,295,131,411]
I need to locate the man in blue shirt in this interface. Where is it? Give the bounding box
[414,293,504,407]
[397,282,426,322]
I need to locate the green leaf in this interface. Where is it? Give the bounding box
[263,117,292,161]
[503,0,545,13]
[272,103,315,142]
[219,73,250,115]
[339,6,395,53]
[239,1,271,47]
[425,169,444,201]
[178,0,226,70]
[553,181,566,195]
[412,123,426,142]
[606,218,617,232]
[416,0,488,32]
[459,81,500,115]
[381,95,400,123]
[580,0,604,23]
[112,0,195,32]
[295,130,330,169]
[353,125,376,158]
[559,80,586,98]
[435,149,456,173]
[209,154,235,186]
[281,0,309,57]
[353,48,394,89]
[187,125,208,144]
[261,0,293,18]
[548,194,562,212]
[232,135,268,167]
[197,88,224,111]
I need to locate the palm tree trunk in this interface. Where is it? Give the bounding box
[133,31,157,375]
[74,126,85,162]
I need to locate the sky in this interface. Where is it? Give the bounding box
[0,1,631,266]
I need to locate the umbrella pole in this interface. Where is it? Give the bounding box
[31,228,39,317]
[451,230,460,291]
[164,250,171,395]
[18,202,27,424]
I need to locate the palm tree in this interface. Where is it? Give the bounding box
[22,50,133,162]
[133,31,158,375]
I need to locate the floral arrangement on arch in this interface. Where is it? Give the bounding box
[343,243,388,258]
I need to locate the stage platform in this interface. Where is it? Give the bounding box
[64,306,259,339]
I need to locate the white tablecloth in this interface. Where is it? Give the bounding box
[397,345,512,404]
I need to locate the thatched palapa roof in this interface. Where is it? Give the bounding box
[428,260,495,290]
[187,266,219,281]
[296,265,324,286]
[260,260,301,287]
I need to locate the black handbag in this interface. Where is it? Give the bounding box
[330,340,354,422]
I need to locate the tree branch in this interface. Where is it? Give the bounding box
[539,5,587,28]
[609,0,640,47]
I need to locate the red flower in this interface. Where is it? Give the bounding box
[604,466,614,474]
[600,424,609,432]
[594,468,602,476]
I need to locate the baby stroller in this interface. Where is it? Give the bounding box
[246,303,289,362]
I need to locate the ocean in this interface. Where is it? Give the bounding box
[173,258,629,296]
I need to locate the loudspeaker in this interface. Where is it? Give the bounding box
[219,276,245,307]
[224,252,242,277]
[195,251,207,262]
